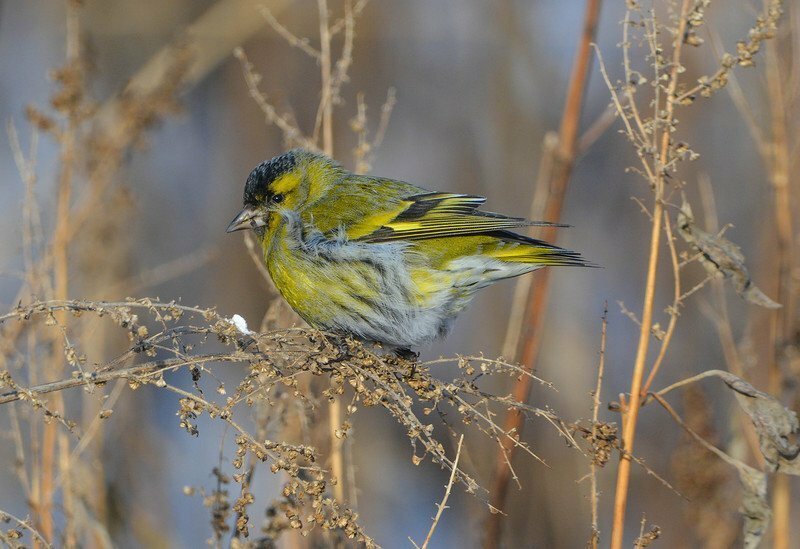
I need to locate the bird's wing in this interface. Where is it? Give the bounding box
[350,192,562,242]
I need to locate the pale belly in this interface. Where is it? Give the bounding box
[266,241,458,348]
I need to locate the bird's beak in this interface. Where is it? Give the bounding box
[226,208,266,233]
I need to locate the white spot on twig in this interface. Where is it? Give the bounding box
[228,314,253,335]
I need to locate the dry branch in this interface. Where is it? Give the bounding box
[0,298,588,544]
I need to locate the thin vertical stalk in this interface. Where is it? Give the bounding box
[609,2,692,548]
[318,0,334,157]
[589,305,608,549]
[317,0,345,506]
[765,31,794,549]
[38,4,81,543]
[483,1,602,547]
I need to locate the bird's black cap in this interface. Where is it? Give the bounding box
[243,151,297,206]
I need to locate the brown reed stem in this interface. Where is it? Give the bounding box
[765,30,794,549]
[319,0,334,157]
[609,2,692,547]
[37,5,81,542]
[483,1,602,546]
[316,0,346,507]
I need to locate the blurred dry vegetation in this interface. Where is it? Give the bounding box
[0,0,799,548]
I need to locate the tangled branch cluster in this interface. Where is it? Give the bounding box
[0,298,591,545]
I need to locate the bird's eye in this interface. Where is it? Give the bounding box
[271,194,284,204]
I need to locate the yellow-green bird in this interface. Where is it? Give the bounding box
[227,149,588,354]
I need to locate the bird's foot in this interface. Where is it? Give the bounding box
[395,347,420,378]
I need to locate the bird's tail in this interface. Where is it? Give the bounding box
[485,230,595,268]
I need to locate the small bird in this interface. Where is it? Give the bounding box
[227,149,589,354]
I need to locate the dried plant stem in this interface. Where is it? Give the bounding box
[589,305,608,549]
[234,47,315,150]
[640,212,680,395]
[318,0,334,157]
[649,392,752,474]
[484,1,602,546]
[36,5,82,540]
[3,295,569,545]
[772,475,791,549]
[0,509,52,549]
[36,179,70,538]
[328,397,346,502]
[40,94,75,541]
[0,354,234,406]
[609,2,692,548]
[765,34,794,549]
[608,67,664,549]
[257,4,321,59]
[58,434,76,547]
[315,0,346,506]
[414,434,464,549]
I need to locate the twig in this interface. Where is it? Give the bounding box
[592,45,657,184]
[233,47,316,149]
[314,0,345,507]
[328,396,346,502]
[765,20,794,549]
[317,0,334,156]
[672,0,784,105]
[8,404,32,500]
[55,380,126,491]
[329,0,368,35]
[650,369,729,400]
[39,4,82,537]
[243,232,274,286]
[413,434,464,549]
[0,509,53,549]
[352,88,397,173]
[0,354,234,405]
[257,4,321,59]
[371,87,396,153]
[649,392,744,470]
[640,211,681,395]
[588,305,608,549]
[576,104,618,155]
[329,0,355,102]
[707,28,768,161]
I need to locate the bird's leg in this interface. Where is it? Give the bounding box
[395,347,420,378]
[326,334,351,366]
[236,333,258,351]
[334,336,352,362]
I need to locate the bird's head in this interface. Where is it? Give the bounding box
[226,149,343,234]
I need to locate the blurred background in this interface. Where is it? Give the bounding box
[0,0,797,547]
